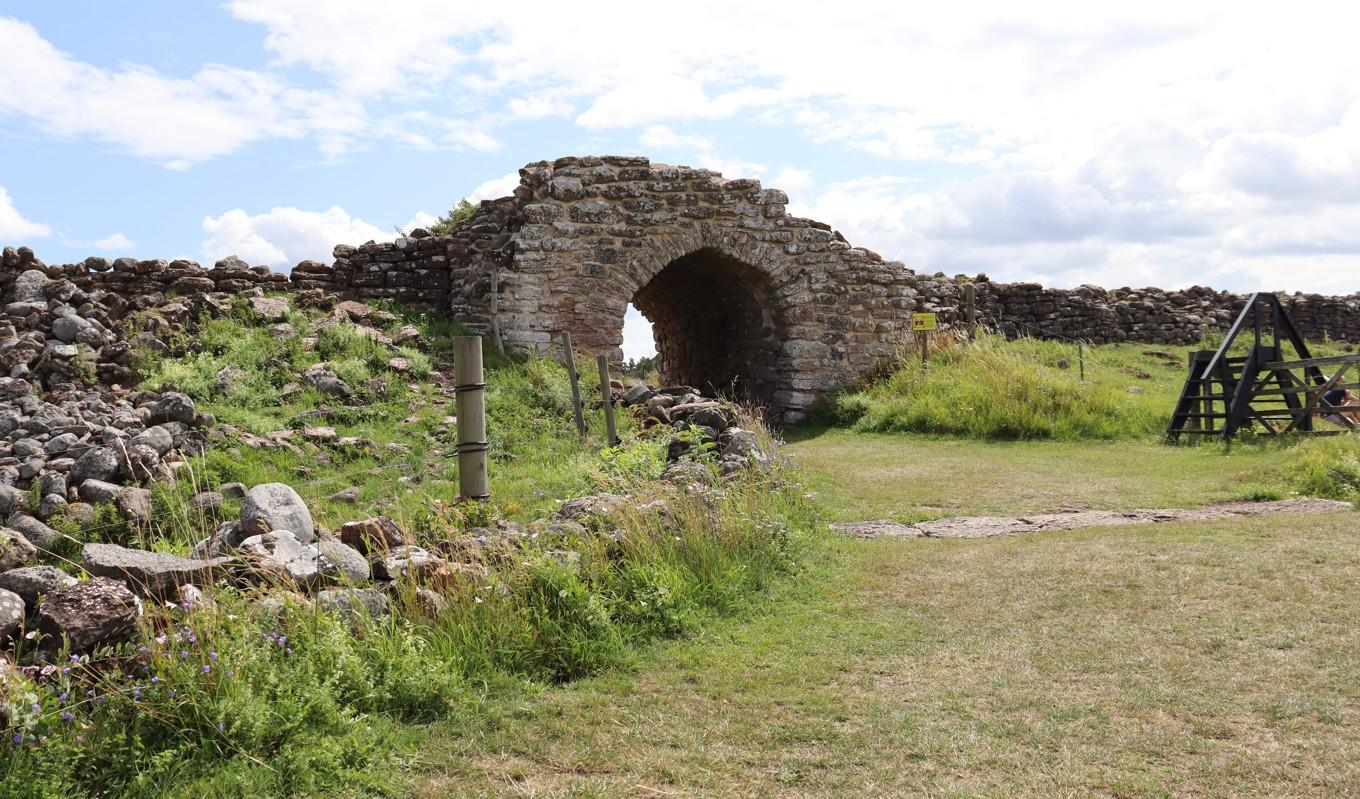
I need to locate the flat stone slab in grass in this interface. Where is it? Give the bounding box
[832,498,1356,540]
[83,543,233,597]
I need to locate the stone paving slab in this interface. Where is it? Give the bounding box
[831,498,1356,540]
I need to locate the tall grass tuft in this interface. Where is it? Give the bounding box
[820,333,1169,440]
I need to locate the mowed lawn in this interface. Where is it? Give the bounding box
[783,430,1286,522]
[417,511,1360,798]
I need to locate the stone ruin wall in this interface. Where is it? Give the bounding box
[4,154,1358,421]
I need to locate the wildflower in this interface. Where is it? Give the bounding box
[69,654,79,664]
[285,648,293,656]
[12,733,21,745]
[134,687,142,699]
[59,693,67,702]
[168,689,176,698]
[202,665,211,673]
[209,651,218,661]
[155,634,167,645]
[226,669,235,677]
[137,646,149,655]
[277,635,287,646]
[151,676,160,684]
[61,711,74,723]
[187,634,198,644]
[180,651,189,659]
[217,722,224,732]
[30,702,40,712]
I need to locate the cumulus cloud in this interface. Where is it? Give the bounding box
[467,171,521,203]
[0,185,50,240]
[201,206,389,270]
[0,18,363,167]
[92,233,136,251]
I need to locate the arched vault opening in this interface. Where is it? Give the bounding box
[631,247,784,406]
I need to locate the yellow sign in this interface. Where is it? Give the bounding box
[911,312,938,332]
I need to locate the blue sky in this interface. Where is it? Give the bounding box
[2,2,1359,358]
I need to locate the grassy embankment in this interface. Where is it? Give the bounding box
[0,297,818,798]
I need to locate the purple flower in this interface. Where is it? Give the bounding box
[59,693,68,702]
[61,711,74,723]
[216,722,224,732]
[188,634,198,644]
[138,646,149,655]
[167,689,176,698]
[226,669,235,677]
[202,665,211,673]
[30,702,39,712]
[12,733,21,745]
[69,655,79,664]
[151,676,160,684]
[180,650,189,659]
[134,687,143,699]
[209,651,218,661]
[285,648,293,656]
[277,635,287,646]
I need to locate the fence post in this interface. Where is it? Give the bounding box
[560,332,587,436]
[963,283,977,340]
[453,336,489,500]
[597,354,620,447]
[1079,342,1086,382]
[920,331,930,369]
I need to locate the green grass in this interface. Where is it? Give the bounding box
[413,511,1360,798]
[820,334,1187,440]
[0,295,820,798]
[783,429,1294,523]
[120,297,638,542]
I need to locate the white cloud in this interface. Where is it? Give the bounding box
[467,171,521,203]
[773,167,814,198]
[0,186,50,240]
[201,206,389,270]
[92,233,136,251]
[0,18,365,167]
[639,125,714,152]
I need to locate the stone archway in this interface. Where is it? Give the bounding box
[632,247,784,405]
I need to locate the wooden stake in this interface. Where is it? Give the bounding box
[453,336,489,500]
[560,332,587,436]
[920,331,930,368]
[1079,342,1086,382]
[597,354,620,447]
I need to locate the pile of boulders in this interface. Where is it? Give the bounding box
[0,482,485,652]
[0,252,225,528]
[616,384,771,483]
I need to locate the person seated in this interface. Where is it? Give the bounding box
[1321,381,1360,427]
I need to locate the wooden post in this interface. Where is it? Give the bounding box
[1079,342,1086,382]
[597,354,620,446]
[920,331,930,368]
[560,332,587,437]
[453,336,489,500]
[963,283,977,340]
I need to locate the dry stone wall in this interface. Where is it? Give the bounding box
[5,155,1359,423]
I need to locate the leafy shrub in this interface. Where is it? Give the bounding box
[1274,436,1360,500]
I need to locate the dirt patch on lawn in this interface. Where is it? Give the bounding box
[832,498,1355,539]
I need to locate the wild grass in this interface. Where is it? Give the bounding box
[0,433,817,799]
[820,333,1178,440]
[415,511,1360,798]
